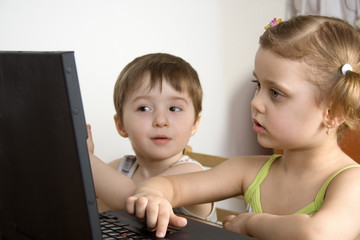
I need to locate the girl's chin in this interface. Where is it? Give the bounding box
[256,136,275,149]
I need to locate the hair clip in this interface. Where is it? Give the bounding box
[264,18,282,30]
[341,63,353,75]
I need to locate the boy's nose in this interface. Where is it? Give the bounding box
[153,111,169,127]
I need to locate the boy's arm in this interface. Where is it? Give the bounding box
[87,124,136,210]
[90,154,136,209]
[223,167,360,240]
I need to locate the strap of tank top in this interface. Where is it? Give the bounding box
[244,154,282,212]
[169,155,204,169]
[313,164,360,210]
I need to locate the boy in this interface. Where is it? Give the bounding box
[88,53,217,222]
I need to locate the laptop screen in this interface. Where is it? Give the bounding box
[0,51,256,240]
[0,51,101,239]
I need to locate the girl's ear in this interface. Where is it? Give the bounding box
[114,114,128,138]
[323,108,345,129]
[190,113,201,136]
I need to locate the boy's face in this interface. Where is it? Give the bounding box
[251,48,326,150]
[115,73,200,161]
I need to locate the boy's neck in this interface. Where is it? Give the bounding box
[134,152,184,179]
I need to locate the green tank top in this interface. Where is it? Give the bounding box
[244,155,360,215]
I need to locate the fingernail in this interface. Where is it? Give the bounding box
[157,232,165,238]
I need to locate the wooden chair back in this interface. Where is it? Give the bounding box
[339,127,360,164]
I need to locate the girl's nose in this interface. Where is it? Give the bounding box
[250,91,265,114]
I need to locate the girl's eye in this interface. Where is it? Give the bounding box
[137,106,151,112]
[251,79,261,89]
[270,89,282,98]
[169,106,181,112]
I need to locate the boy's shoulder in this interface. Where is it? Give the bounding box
[161,156,205,176]
[107,157,123,170]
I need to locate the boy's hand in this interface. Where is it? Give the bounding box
[126,194,187,238]
[86,124,95,154]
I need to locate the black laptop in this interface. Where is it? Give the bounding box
[0,51,255,240]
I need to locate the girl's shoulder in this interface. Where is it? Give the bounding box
[319,162,360,219]
[327,162,360,189]
[326,154,360,185]
[227,154,275,172]
[216,155,276,194]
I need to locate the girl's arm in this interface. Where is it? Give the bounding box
[223,167,360,240]
[87,124,136,210]
[126,155,269,238]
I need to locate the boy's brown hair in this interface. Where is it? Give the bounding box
[114,53,202,124]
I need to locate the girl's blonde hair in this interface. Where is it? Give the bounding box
[260,15,360,140]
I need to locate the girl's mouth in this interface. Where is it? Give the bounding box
[252,119,265,133]
[255,121,262,127]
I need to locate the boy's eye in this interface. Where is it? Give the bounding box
[169,106,181,112]
[137,106,151,112]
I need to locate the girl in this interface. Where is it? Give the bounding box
[126,16,360,239]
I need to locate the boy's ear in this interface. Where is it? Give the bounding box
[114,114,128,138]
[190,113,201,136]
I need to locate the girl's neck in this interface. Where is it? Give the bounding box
[280,137,346,176]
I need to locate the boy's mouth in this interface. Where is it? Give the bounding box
[151,135,170,140]
[151,135,171,144]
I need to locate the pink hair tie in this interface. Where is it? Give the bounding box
[341,63,353,75]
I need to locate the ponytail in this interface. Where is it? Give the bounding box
[331,68,360,139]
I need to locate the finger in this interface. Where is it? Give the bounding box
[223,220,230,231]
[86,124,94,153]
[222,214,236,225]
[154,204,171,238]
[134,197,148,220]
[126,196,137,215]
[86,124,92,138]
[145,200,160,230]
[169,213,187,228]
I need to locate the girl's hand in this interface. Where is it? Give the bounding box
[223,213,255,236]
[126,194,187,238]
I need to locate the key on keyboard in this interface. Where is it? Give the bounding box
[99,212,155,240]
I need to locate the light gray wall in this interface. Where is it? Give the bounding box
[1,0,291,161]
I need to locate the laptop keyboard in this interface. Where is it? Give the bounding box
[99,212,155,240]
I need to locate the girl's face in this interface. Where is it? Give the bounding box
[116,72,200,161]
[251,48,326,150]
